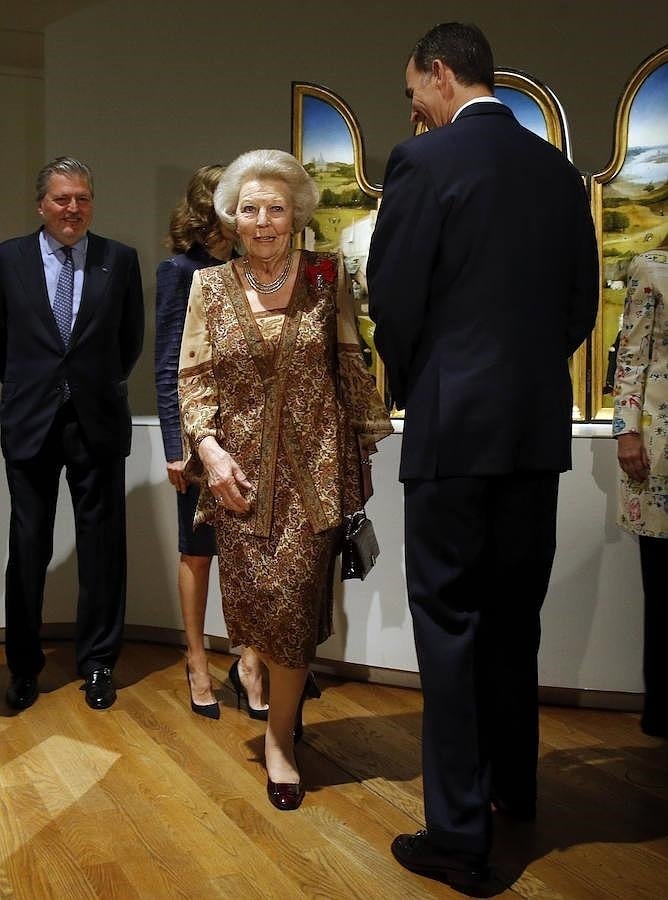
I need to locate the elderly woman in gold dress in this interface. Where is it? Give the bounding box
[178,149,392,810]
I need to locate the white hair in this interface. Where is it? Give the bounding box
[214,149,319,233]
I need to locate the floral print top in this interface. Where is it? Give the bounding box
[613,249,668,538]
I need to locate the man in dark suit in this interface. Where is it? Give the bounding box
[367,23,599,892]
[0,156,144,711]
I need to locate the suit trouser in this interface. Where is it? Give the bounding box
[4,401,127,677]
[639,534,668,727]
[404,471,559,856]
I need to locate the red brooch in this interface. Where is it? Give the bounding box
[306,257,337,291]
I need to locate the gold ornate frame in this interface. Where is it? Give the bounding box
[494,70,586,420]
[293,72,584,418]
[590,46,668,420]
[291,82,387,404]
[495,69,572,158]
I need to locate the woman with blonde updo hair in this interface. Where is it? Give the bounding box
[155,164,266,722]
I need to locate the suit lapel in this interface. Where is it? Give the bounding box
[71,233,110,343]
[16,231,61,339]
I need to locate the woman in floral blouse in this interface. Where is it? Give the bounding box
[613,244,668,737]
[178,149,393,808]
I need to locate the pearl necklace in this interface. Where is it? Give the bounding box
[242,253,293,294]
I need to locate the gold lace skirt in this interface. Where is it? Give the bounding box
[214,445,339,668]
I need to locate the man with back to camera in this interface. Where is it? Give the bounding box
[0,156,144,711]
[367,22,599,892]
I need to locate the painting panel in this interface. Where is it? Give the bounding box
[494,71,586,420]
[591,48,668,419]
[292,83,387,406]
[293,71,581,418]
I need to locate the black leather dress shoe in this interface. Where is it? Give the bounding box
[6,675,39,710]
[391,831,490,893]
[641,712,668,738]
[82,667,116,710]
[267,779,305,811]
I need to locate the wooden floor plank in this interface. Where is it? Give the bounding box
[2,642,667,899]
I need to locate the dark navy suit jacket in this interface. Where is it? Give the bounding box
[368,102,599,480]
[154,245,221,462]
[0,229,144,462]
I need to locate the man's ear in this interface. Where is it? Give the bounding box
[434,58,457,90]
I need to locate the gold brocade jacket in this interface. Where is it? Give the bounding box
[177,250,393,537]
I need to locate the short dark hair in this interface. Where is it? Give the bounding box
[412,22,494,93]
[35,156,94,201]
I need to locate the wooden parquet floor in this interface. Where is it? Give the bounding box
[1,641,667,899]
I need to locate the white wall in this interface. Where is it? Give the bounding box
[0,67,43,241]
[0,424,644,698]
[41,0,667,416]
[1,1,653,702]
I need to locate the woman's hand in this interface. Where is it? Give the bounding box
[197,436,252,512]
[617,432,650,483]
[166,459,188,494]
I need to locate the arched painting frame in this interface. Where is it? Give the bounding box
[293,71,580,417]
[494,70,586,421]
[291,83,386,404]
[591,46,668,420]
[495,69,572,160]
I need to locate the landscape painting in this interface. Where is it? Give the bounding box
[293,72,582,417]
[591,49,668,418]
[495,71,586,419]
[291,83,387,405]
[495,68,572,159]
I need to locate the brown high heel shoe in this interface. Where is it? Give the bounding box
[267,778,305,811]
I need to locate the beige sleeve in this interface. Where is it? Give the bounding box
[336,253,393,449]
[177,270,219,468]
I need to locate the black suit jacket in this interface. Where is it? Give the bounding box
[368,103,599,480]
[0,229,144,462]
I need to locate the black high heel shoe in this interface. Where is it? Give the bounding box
[293,672,321,743]
[185,663,220,720]
[228,659,269,721]
[304,672,321,699]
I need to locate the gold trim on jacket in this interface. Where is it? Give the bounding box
[178,250,392,537]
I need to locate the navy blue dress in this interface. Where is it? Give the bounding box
[155,244,220,555]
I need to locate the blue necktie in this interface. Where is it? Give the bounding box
[53,246,74,401]
[53,246,74,347]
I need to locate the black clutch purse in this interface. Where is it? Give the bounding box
[341,510,380,581]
